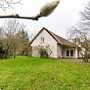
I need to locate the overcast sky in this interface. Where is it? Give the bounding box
[0,0,89,38]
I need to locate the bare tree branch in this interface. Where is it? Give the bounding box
[0,14,39,20]
[0,0,60,20]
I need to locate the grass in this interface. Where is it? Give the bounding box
[0,56,90,90]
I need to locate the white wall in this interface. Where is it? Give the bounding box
[75,48,78,59]
[31,29,58,58]
[57,45,63,58]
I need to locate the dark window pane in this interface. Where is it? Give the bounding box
[70,50,73,56]
[66,50,69,56]
[42,37,44,43]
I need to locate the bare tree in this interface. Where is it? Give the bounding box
[0,0,21,11]
[2,19,25,58]
[79,1,90,36]
[68,1,90,62]
[0,19,30,58]
[68,26,90,62]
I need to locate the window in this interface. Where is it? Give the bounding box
[66,49,74,57]
[41,37,44,43]
[66,50,69,56]
[70,50,73,56]
[42,37,44,43]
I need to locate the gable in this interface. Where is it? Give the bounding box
[31,28,57,46]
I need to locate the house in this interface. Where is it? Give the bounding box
[30,27,80,58]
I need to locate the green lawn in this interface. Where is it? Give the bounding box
[0,56,90,90]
